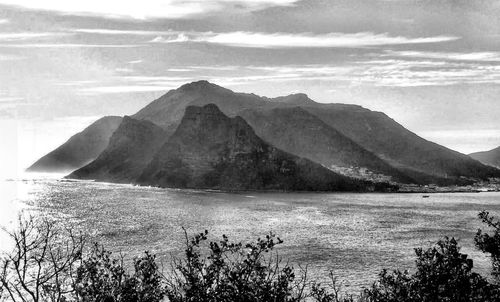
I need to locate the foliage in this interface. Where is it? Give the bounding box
[475,211,500,282]
[75,244,164,302]
[165,230,309,302]
[0,217,84,302]
[365,237,497,302]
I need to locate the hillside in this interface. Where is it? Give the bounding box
[239,107,414,183]
[68,117,167,183]
[27,116,122,173]
[303,105,500,185]
[470,147,500,169]
[137,104,382,192]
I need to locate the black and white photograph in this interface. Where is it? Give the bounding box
[1,1,500,301]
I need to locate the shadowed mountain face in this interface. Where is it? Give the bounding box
[68,117,167,183]
[470,147,500,169]
[27,116,122,173]
[303,105,500,184]
[137,104,376,192]
[239,107,415,184]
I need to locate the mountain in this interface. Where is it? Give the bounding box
[239,107,414,183]
[30,80,500,186]
[68,117,167,183]
[27,116,122,173]
[302,105,500,185]
[470,147,500,169]
[137,104,380,192]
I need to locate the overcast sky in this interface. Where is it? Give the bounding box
[1,0,500,157]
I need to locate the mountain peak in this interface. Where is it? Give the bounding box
[178,80,231,94]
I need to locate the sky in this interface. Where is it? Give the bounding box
[1,0,500,174]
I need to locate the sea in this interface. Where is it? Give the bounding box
[1,173,499,294]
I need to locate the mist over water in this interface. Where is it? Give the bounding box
[2,175,499,293]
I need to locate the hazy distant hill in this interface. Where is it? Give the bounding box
[27,116,122,173]
[470,147,500,169]
[68,117,167,183]
[137,104,378,191]
[239,107,414,183]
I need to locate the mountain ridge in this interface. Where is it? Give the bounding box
[470,147,500,169]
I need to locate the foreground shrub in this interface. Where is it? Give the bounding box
[0,218,84,302]
[75,244,164,302]
[366,237,498,302]
[475,211,500,283]
[165,230,308,302]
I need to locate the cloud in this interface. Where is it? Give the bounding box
[355,59,500,87]
[0,32,68,41]
[150,34,190,43]
[150,31,460,48]
[79,85,177,94]
[385,50,500,62]
[158,59,500,87]
[167,68,192,72]
[0,0,299,19]
[0,19,9,24]
[0,43,142,48]
[128,60,143,64]
[73,28,177,35]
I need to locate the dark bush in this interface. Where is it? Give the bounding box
[165,230,308,302]
[475,211,500,282]
[75,243,164,302]
[366,237,498,302]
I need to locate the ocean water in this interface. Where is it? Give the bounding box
[1,174,500,293]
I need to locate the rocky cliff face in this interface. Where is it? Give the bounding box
[68,117,167,183]
[27,116,122,173]
[470,147,500,169]
[137,104,377,192]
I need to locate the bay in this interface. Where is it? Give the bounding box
[1,175,499,293]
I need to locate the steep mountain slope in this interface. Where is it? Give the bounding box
[27,116,122,173]
[470,147,500,169]
[68,117,167,183]
[239,107,415,183]
[137,104,381,192]
[303,105,500,184]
